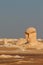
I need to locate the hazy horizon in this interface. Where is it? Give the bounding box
[0,0,43,39]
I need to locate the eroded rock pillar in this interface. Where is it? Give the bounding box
[25,27,37,46]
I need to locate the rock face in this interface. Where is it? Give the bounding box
[16,38,27,46]
[25,27,37,42]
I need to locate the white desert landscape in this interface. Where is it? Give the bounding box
[0,27,43,65]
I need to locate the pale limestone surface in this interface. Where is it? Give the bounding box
[16,38,27,46]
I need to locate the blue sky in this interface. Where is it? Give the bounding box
[0,0,43,38]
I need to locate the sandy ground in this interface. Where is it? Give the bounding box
[0,54,43,65]
[0,47,43,65]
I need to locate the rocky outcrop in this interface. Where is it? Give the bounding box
[0,27,43,50]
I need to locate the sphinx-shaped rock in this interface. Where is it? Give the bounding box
[24,27,43,50]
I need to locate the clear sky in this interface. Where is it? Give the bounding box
[0,0,43,38]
